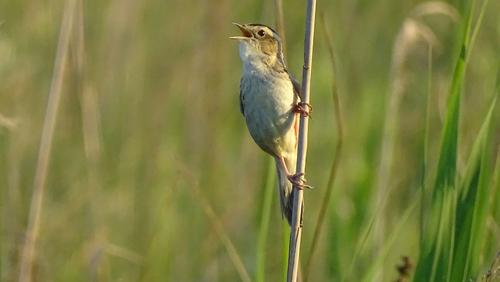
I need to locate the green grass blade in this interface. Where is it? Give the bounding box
[451,93,497,282]
[256,158,276,282]
[433,11,472,193]
[414,1,474,281]
[450,3,497,279]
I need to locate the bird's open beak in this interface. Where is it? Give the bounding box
[230,22,252,40]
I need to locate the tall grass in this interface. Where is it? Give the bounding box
[414,0,498,281]
[18,1,76,280]
[286,0,317,281]
[0,0,498,281]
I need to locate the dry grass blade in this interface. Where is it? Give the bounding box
[376,14,444,203]
[18,0,77,281]
[287,0,317,281]
[0,113,18,130]
[190,184,252,282]
[303,13,343,282]
[273,0,287,57]
[411,1,459,21]
[73,0,104,232]
[372,6,455,279]
[482,252,500,282]
[105,243,143,265]
[373,15,435,282]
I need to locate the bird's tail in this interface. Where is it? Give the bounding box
[275,155,296,225]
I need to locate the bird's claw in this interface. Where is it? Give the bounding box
[293,102,313,118]
[287,173,313,190]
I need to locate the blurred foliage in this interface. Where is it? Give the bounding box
[0,0,498,281]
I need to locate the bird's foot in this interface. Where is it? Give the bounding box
[293,102,313,118]
[287,173,313,190]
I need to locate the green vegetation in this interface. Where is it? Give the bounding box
[0,0,498,281]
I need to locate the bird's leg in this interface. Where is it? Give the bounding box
[278,156,313,190]
[293,101,313,118]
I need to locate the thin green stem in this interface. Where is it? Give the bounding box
[256,158,276,282]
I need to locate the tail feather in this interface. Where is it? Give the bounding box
[275,156,295,225]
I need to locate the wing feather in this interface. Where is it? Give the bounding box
[239,77,245,115]
[287,71,302,101]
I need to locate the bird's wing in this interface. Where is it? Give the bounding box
[287,72,302,101]
[239,77,245,115]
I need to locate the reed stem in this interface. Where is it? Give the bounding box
[286,0,317,281]
[18,1,76,281]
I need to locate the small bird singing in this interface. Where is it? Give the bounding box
[231,23,311,224]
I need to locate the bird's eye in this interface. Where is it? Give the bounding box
[257,29,265,37]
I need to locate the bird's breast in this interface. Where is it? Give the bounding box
[240,71,297,155]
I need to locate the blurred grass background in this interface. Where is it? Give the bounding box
[0,0,499,281]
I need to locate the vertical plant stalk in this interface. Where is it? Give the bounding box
[287,0,317,281]
[372,17,416,270]
[414,1,474,280]
[273,0,287,57]
[256,159,275,282]
[18,0,76,281]
[303,13,343,282]
[421,43,432,248]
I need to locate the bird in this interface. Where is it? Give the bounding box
[230,23,311,224]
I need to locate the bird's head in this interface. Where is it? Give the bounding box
[230,23,286,71]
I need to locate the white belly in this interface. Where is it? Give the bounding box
[241,72,297,157]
